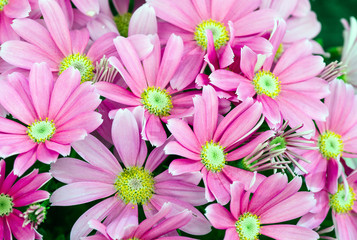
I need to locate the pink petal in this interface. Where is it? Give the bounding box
[223,227,239,240]
[205,203,236,229]
[51,129,87,144]
[144,115,167,147]
[72,134,122,176]
[207,171,231,205]
[13,190,49,207]
[13,148,37,176]
[70,28,89,54]
[7,210,35,240]
[145,137,172,172]
[129,4,157,36]
[209,70,242,91]
[223,166,266,193]
[230,181,245,219]
[240,46,257,79]
[39,0,72,56]
[127,34,155,60]
[36,142,58,164]
[29,62,54,119]
[164,141,201,160]
[234,9,277,36]
[86,32,118,62]
[4,0,31,18]
[45,141,71,156]
[72,0,99,16]
[0,117,27,134]
[326,158,339,194]
[57,111,103,133]
[168,159,203,176]
[107,204,138,239]
[305,156,327,192]
[258,95,281,125]
[284,12,321,43]
[0,134,36,157]
[260,224,319,240]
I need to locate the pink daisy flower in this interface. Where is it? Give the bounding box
[0,0,118,83]
[205,173,319,240]
[210,35,329,135]
[299,79,357,193]
[147,0,278,90]
[0,62,102,176]
[95,34,200,146]
[299,170,357,239]
[83,202,196,240]
[0,160,51,240]
[165,85,266,205]
[50,108,211,239]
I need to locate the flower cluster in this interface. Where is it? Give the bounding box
[0,0,357,239]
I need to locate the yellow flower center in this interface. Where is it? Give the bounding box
[27,118,56,143]
[201,140,226,173]
[330,184,356,214]
[59,53,95,83]
[141,87,173,117]
[318,131,344,159]
[194,19,229,50]
[253,70,281,99]
[235,212,261,240]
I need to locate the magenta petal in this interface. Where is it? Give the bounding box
[260,224,319,240]
[13,148,37,176]
[7,210,35,240]
[39,0,72,56]
[29,62,53,119]
[326,158,339,194]
[205,203,235,229]
[71,197,122,240]
[260,192,316,224]
[13,190,49,207]
[72,134,122,175]
[168,159,203,176]
[50,182,115,206]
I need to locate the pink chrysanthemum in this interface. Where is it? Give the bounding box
[299,170,357,239]
[147,0,278,90]
[95,34,200,146]
[0,160,51,240]
[165,85,266,205]
[50,108,211,239]
[205,173,319,240]
[0,0,117,83]
[0,62,102,176]
[83,202,196,240]
[299,79,357,193]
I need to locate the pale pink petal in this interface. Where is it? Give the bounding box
[45,141,71,156]
[240,46,257,79]
[167,118,201,154]
[86,32,118,62]
[168,159,203,176]
[39,0,72,56]
[29,62,53,119]
[260,192,316,224]
[36,142,58,164]
[234,9,277,36]
[72,134,122,175]
[230,181,245,219]
[0,13,19,44]
[50,182,115,206]
[224,0,261,22]
[71,197,123,240]
[129,4,157,36]
[72,0,99,16]
[209,70,242,91]
[205,204,236,229]
[211,0,236,21]
[112,109,140,167]
[107,204,138,239]
[70,28,89,54]
[258,95,281,125]
[334,213,357,240]
[260,225,319,240]
[4,0,31,18]
[127,34,154,60]
[0,117,27,134]
[87,14,118,41]
[284,12,321,43]
[51,129,87,144]
[224,227,239,240]
[144,115,167,147]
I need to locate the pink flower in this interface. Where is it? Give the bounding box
[0,0,117,84]
[165,85,266,205]
[299,79,357,193]
[83,202,196,240]
[95,34,199,146]
[0,62,102,176]
[210,36,329,135]
[299,170,357,239]
[147,0,278,90]
[205,173,319,240]
[50,108,211,239]
[0,160,51,240]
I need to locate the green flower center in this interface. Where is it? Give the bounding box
[269,136,287,151]
[114,166,155,205]
[194,19,229,50]
[27,118,56,143]
[318,131,344,159]
[235,212,261,240]
[59,53,94,83]
[329,184,356,214]
[338,74,348,83]
[0,194,13,216]
[253,70,281,99]
[114,12,132,38]
[21,204,47,229]
[201,140,226,173]
[0,0,8,11]
[141,87,173,117]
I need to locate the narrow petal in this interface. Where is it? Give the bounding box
[7,210,35,240]
[164,141,201,160]
[209,70,242,91]
[260,225,319,240]
[205,204,236,229]
[144,115,167,147]
[234,9,277,36]
[36,142,59,164]
[13,148,37,176]
[129,4,157,36]
[230,181,245,219]
[13,190,49,207]
[168,159,203,176]
[51,129,87,144]
[72,0,99,16]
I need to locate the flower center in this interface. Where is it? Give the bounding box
[253,70,281,99]
[27,118,56,143]
[59,53,94,83]
[269,136,287,151]
[318,131,344,159]
[201,140,226,173]
[141,87,173,117]
[0,194,13,216]
[114,166,155,205]
[235,212,261,240]
[329,184,356,214]
[20,204,47,229]
[194,19,229,50]
[0,0,8,11]
[114,12,132,38]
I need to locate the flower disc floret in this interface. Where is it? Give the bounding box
[59,53,94,83]
[114,166,155,205]
[253,70,281,99]
[141,87,173,117]
[318,130,344,159]
[329,184,356,214]
[235,212,261,240]
[0,193,13,216]
[0,0,8,11]
[27,118,56,143]
[201,140,226,173]
[269,136,287,151]
[114,12,132,38]
[194,19,229,50]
